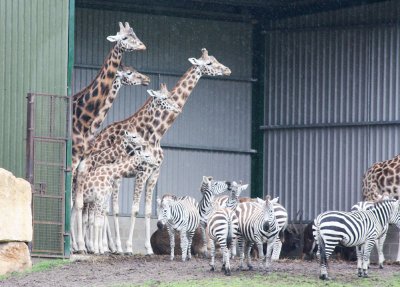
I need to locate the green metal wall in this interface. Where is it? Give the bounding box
[0,0,69,178]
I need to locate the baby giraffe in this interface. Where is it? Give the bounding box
[77,140,157,254]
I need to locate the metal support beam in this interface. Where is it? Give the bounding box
[260,120,400,131]
[64,0,75,258]
[250,23,265,199]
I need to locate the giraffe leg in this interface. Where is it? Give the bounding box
[72,191,86,253]
[93,209,103,255]
[143,168,161,255]
[87,203,95,254]
[111,179,123,254]
[82,203,89,250]
[125,174,147,255]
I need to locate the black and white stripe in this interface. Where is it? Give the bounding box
[313,199,400,280]
[156,194,200,261]
[236,197,279,270]
[207,203,239,276]
[198,176,232,256]
[351,200,386,268]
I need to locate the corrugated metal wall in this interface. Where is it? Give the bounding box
[264,0,400,221]
[0,0,69,177]
[73,8,253,215]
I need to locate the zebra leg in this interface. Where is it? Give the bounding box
[187,231,195,260]
[167,226,175,261]
[376,234,387,269]
[230,237,237,259]
[180,229,189,262]
[238,236,245,271]
[257,242,264,270]
[209,239,216,271]
[356,245,363,277]
[362,240,375,278]
[246,241,254,270]
[271,237,283,261]
[200,222,208,258]
[222,245,231,276]
[318,237,332,280]
[265,238,275,271]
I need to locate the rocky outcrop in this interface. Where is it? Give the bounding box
[0,168,33,275]
[0,168,32,242]
[0,242,32,275]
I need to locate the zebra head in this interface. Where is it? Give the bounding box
[156,194,176,229]
[230,181,249,199]
[388,199,400,228]
[200,176,232,196]
[257,195,276,232]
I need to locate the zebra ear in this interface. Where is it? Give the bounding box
[255,197,264,204]
[271,197,279,204]
[239,184,249,192]
[156,198,161,206]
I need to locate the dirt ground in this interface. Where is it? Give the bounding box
[1,254,399,287]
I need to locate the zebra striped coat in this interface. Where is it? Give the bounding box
[351,200,386,268]
[236,198,279,270]
[313,199,400,280]
[255,197,288,260]
[198,176,232,256]
[157,194,200,261]
[206,181,247,275]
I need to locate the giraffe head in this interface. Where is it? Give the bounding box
[107,22,146,51]
[147,83,180,113]
[117,64,150,86]
[188,48,231,76]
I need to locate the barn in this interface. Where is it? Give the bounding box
[1,0,399,258]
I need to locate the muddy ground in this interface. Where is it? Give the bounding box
[1,254,399,287]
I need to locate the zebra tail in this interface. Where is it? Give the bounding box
[226,220,233,249]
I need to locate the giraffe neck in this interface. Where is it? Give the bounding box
[128,66,202,143]
[74,43,124,138]
[91,77,123,134]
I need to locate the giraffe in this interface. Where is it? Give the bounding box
[72,22,146,175]
[75,83,179,253]
[88,48,231,255]
[71,22,147,253]
[362,154,400,261]
[77,146,157,255]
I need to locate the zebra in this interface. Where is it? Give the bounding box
[213,181,248,258]
[156,194,200,261]
[207,201,239,276]
[351,200,386,269]
[313,199,400,280]
[255,197,288,260]
[198,176,232,257]
[236,196,279,271]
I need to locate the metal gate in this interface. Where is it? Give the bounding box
[26,92,70,257]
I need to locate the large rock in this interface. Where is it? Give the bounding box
[0,168,32,242]
[151,226,204,256]
[0,242,32,275]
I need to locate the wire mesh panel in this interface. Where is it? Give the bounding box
[26,93,69,257]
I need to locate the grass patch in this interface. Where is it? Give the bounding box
[114,272,400,287]
[0,259,70,281]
